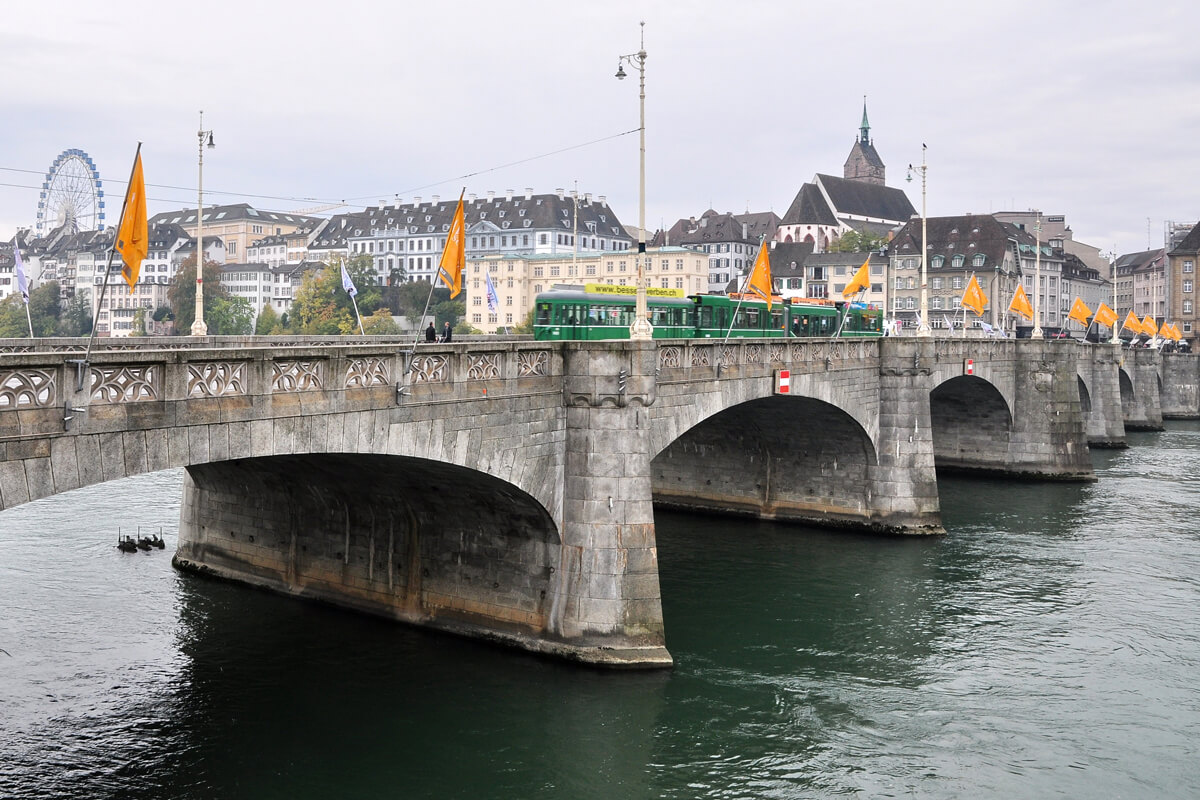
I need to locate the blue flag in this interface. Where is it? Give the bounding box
[340,261,357,298]
[14,242,29,303]
[485,270,499,313]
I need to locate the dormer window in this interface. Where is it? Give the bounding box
[931,255,945,268]
[519,209,526,217]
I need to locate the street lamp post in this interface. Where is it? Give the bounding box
[1031,213,1043,339]
[191,111,215,336]
[907,145,930,337]
[616,21,653,340]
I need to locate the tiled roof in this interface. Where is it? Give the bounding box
[890,214,1017,270]
[815,174,916,223]
[780,183,838,226]
[1169,222,1200,254]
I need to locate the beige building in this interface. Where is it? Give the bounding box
[464,246,709,333]
[149,203,315,263]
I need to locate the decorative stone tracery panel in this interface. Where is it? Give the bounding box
[690,346,712,367]
[658,346,682,370]
[272,360,324,392]
[745,344,762,363]
[517,350,549,377]
[0,369,56,409]
[345,357,391,388]
[769,343,785,363]
[466,353,501,380]
[90,365,159,403]
[409,355,448,383]
[188,362,247,397]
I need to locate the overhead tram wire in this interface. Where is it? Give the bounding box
[0,127,640,217]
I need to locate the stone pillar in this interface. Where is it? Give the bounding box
[556,341,671,666]
[872,339,943,532]
[1008,341,1095,479]
[1160,352,1200,419]
[1121,349,1165,431]
[1083,343,1127,448]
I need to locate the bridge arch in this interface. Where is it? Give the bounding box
[178,452,562,645]
[1077,375,1092,413]
[929,375,1013,473]
[650,394,880,529]
[1119,368,1135,407]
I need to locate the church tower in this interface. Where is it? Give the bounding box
[843,98,886,186]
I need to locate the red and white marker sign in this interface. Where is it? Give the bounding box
[775,369,791,394]
[964,358,975,375]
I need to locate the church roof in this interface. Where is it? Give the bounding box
[848,140,885,169]
[815,174,916,224]
[780,183,838,226]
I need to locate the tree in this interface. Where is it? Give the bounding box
[130,307,147,336]
[831,229,888,253]
[0,282,62,337]
[395,279,449,327]
[168,255,231,333]
[433,299,464,329]
[61,290,94,337]
[255,304,281,335]
[511,307,536,334]
[205,296,255,335]
[289,255,382,334]
[362,309,401,335]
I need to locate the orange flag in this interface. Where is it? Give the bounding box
[1067,297,1092,326]
[746,239,773,310]
[1009,284,1033,320]
[1094,302,1118,328]
[961,274,988,316]
[1121,310,1142,335]
[1142,315,1158,337]
[437,190,466,298]
[842,255,871,298]
[116,147,148,290]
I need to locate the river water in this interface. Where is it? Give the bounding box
[1,425,1198,798]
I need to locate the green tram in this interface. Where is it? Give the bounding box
[532,287,883,341]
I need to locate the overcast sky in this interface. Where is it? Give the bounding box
[2,0,1196,258]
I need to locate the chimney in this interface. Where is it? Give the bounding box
[598,195,606,205]
[469,193,477,203]
[525,187,533,200]
[556,188,565,200]
[378,200,385,210]
[413,197,422,208]
[432,195,440,204]
[487,190,495,203]
[743,223,748,239]
[392,199,402,209]
[584,193,592,204]
[505,188,513,201]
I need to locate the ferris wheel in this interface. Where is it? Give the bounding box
[36,148,106,236]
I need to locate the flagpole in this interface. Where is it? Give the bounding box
[82,142,143,373]
[350,292,365,335]
[719,235,765,359]
[23,295,34,339]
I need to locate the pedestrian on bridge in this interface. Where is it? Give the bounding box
[442,322,453,343]
[425,322,437,342]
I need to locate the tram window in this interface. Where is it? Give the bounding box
[700,307,713,328]
[536,303,552,325]
[745,309,759,328]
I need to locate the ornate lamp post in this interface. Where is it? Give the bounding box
[1031,213,1043,339]
[191,111,215,336]
[616,21,653,340]
[907,145,930,337]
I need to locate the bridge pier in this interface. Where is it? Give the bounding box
[1080,344,1127,448]
[1160,353,1200,419]
[1121,349,1165,431]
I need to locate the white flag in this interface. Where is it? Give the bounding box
[13,242,29,303]
[485,270,499,314]
[943,314,955,331]
[340,260,357,298]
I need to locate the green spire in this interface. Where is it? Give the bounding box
[860,96,870,144]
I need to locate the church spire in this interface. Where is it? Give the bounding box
[860,96,870,144]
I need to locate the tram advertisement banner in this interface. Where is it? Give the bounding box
[584,283,686,298]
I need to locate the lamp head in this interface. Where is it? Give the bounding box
[205,132,215,149]
[615,63,627,80]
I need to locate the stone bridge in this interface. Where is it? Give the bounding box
[0,335,1195,667]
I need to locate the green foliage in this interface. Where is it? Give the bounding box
[289,255,382,335]
[831,229,888,253]
[395,280,450,326]
[0,281,62,337]
[152,305,173,322]
[167,256,231,333]
[432,299,464,329]
[510,307,535,334]
[454,320,480,335]
[205,296,255,335]
[129,307,147,336]
[60,290,93,337]
[255,304,281,335]
[362,309,401,335]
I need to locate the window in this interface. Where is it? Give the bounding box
[951,254,965,268]
[1186,260,1194,273]
[895,277,904,290]
[1185,300,1194,314]
[952,276,963,289]
[906,296,916,309]
[932,277,943,289]
[1185,280,1193,293]
[227,241,237,256]
[931,255,944,268]
[539,234,548,245]
[932,296,943,309]
[972,254,985,267]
